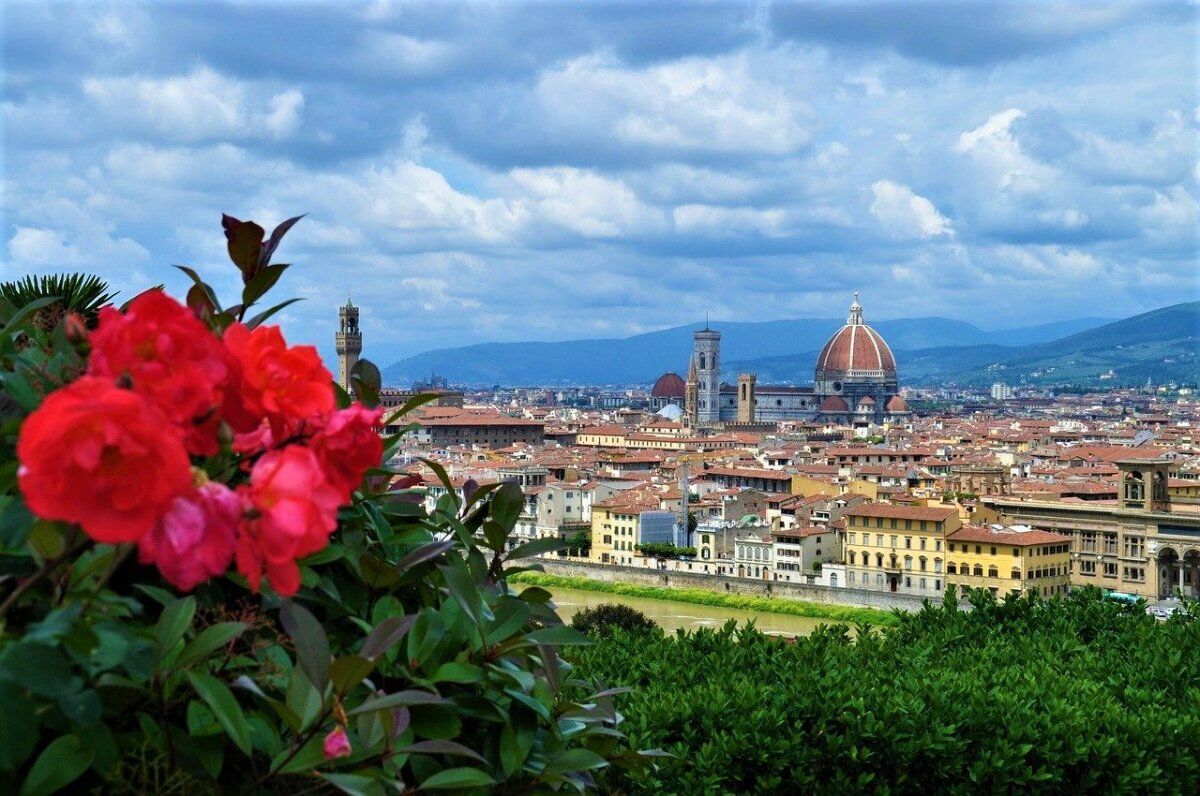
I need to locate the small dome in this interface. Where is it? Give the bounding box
[859,396,876,406]
[886,395,909,412]
[656,404,684,421]
[651,371,686,398]
[815,294,897,379]
[819,395,849,412]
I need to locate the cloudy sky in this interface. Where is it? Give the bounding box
[2,1,1197,368]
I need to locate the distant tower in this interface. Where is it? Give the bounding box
[692,323,721,424]
[737,373,757,423]
[335,298,362,392]
[684,356,698,428]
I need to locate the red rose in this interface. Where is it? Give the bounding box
[138,482,242,591]
[17,377,191,543]
[88,290,231,455]
[236,446,341,596]
[311,404,383,500]
[223,323,334,438]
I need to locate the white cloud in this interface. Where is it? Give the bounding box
[535,53,814,155]
[869,180,953,238]
[82,67,305,141]
[508,167,664,239]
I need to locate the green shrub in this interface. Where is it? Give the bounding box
[571,603,660,638]
[635,542,695,558]
[573,589,1200,793]
[0,217,648,794]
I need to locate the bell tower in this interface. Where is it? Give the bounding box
[692,323,721,424]
[335,298,362,392]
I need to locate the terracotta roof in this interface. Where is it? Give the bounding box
[947,525,1071,547]
[650,372,686,398]
[819,395,849,412]
[845,503,958,522]
[815,322,896,376]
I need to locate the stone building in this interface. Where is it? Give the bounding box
[335,297,361,392]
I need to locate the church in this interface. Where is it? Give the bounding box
[650,294,910,427]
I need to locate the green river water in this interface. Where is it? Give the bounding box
[548,586,836,637]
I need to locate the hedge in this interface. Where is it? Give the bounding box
[572,589,1200,794]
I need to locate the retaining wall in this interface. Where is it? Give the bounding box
[537,559,931,613]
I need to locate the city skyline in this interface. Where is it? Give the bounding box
[2,1,1197,369]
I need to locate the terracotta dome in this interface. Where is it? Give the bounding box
[815,294,896,378]
[886,395,909,412]
[819,395,849,412]
[651,371,686,398]
[858,396,876,406]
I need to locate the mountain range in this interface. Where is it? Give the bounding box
[383,302,1199,388]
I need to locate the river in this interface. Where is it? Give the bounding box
[548,586,837,637]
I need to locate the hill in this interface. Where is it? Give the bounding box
[727,302,1198,388]
[382,314,1110,386]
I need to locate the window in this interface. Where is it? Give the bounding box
[988,566,998,578]
[1103,562,1118,578]
[990,546,997,556]
[973,565,983,577]
[919,578,926,590]
[1124,536,1144,558]
[1011,569,1021,580]
[975,545,982,555]
[949,543,956,552]
[935,540,942,552]
[905,537,912,549]
[919,557,927,572]
[905,576,912,587]
[947,563,957,575]
[849,532,857,544]
[920,538,927,551]
[890,535,898,548]
[934,558,943,574]
[904,555,913,571]
[849,552,856,565]
[1080,560,1096,575]
[876,534,883,547]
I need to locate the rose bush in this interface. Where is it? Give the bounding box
[0,215,644,794]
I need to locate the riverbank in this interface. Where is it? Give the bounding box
[512,571,900,626]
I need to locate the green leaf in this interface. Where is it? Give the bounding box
[280,600,330,692]
[176,622,248,670]
[431,661,483,684]
[399,740,487,764]
[318,772,387,796]
[347,690,449,717]
[543,747,609,775]
[330,655,376,694]
[490,481,524,529]
[57,689,102,727]
[241,263,289,309]
[395,540,455,575]
[154,596,196,662]
[18,734,93,796]
[0,642,79,697]
[0,496,34,549]
[358,552,400,590]
[350,358,382,408]
[0,683,38,771]
[360,615,415,660]
[505,536,568,561]
[420,767,496,790]
[224,218,265,277]
[486,598,531,646]
[187,671,252,755]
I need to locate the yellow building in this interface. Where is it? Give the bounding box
[945,525,1072,598]
[843,504,961,597]
[589,496,669,566]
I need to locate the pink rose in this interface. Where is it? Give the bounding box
[323,726,351,760]
[138,482,242,591]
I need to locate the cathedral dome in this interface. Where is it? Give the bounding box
[815,294,897,380]
[651,371,686,398]
[886,395,909,412]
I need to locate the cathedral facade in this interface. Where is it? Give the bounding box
[668,294,909,427]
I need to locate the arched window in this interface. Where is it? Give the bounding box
[934,558,943,573]
[849,551,857,565]
[904,555,913,571]
[988,566,998,578]
[973,564,983,577]
[876,553,883,567]
[1011,569,1021,580]
[699,354,706,370]
[919,557,927,572]
[947,563,957,575]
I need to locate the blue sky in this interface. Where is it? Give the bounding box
[2,1,1197,368]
